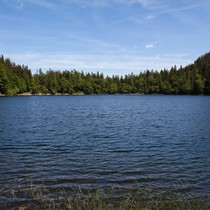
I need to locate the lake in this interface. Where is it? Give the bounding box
[0,95,210,206]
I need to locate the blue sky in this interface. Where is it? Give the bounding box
[0,0,210,75]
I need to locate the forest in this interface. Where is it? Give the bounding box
[0,52,210,95]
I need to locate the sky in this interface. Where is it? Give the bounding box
[0,0,210,76]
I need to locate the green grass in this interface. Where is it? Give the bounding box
[2,182,210,210]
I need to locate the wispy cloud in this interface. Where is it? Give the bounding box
[60,0,152,8]
[1,0,207,77]
[1,0,58,11]
[160,3,201,15]
[115,0,150,6]
[65,0,108,8]
[25,0,58,9]
[111,17,144,25]
[145,14,155,20]
[3,51,192,76]
[4,0,202,13]
[131,0,150,7]
[145,43,155,49]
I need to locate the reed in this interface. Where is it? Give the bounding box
[2,181,209,210]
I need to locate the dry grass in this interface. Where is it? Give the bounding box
[1,181,210,210]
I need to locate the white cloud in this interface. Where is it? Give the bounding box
[25,0,58,9]
[1,0,59,11]
[115,0,150,6]
[64,0,108,8]
[133,0,150,6]
[3,51,192,76]
[60,0,151,8]
[145,43,155,49]
[145,14,155,20]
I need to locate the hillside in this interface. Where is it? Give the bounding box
[0,52,210,95]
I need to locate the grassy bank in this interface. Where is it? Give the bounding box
[1,183,209,210]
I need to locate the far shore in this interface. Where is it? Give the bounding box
[0,92,146,97]
[0,92,84,97]
[0,92,207,97]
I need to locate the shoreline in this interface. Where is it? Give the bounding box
[1,183,209,210]
[0,92,145,97]
[0,92,207,97]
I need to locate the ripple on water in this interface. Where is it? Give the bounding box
[0,95,210,205]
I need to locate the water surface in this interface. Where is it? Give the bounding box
[0,95,210,204]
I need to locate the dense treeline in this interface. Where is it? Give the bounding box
[0,55,32,95]
[0,52,210,95]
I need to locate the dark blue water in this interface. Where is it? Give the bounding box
[0,95,210,204]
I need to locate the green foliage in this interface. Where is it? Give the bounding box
[0,64,8,94]
[0,52,210,95]
[0,56,32,95]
